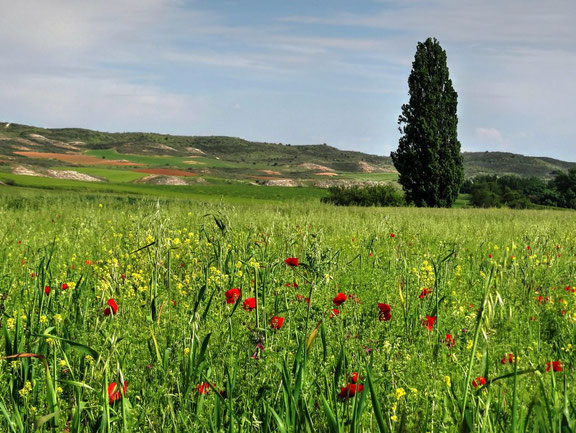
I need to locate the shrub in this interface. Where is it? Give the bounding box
[322,184,405,207]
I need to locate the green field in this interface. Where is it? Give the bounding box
[0,174,329,203]
[338,172,399,182]
[85,149,292,171]
[0,187,574,432]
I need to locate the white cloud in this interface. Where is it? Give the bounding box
[0,0,574,159]
[0,72,206,132]
[281,1,575,47]
[474,128,509,147]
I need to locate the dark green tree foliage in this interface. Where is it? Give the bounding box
[461,173,576,209]
[392,38,464,207]
[321,184,405,207]
[551,168,576,208]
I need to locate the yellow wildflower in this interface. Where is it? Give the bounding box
[394,388,406,400]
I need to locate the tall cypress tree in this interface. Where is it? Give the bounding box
[391,37,464,207]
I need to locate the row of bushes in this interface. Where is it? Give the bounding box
[321,184,405,207]
[321,168,576,209]
[463,169,576,209]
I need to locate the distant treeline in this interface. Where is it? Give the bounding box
[462,169,576,209]
[322,169,576,209]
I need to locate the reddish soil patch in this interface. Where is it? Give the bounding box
[14,152,144,166]
[133,168,197,177]
[260,169,282,176]
[250,176,281,180]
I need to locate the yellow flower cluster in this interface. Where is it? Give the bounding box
[394,387,406,400]
[18,381,33,397]
[414,260,435,287]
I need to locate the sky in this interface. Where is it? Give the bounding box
[0,0,574,160]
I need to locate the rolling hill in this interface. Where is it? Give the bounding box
[463,152,576,179]
[0,122,573,195]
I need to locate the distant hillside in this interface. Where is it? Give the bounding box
[463,152,576,179]
[0,122,574,181]
[0,122,393,173]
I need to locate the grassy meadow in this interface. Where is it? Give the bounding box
[0,188,575,432]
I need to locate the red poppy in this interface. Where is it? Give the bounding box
[377,303,391,321]
[444,334,455,348]
[422,316,436,331]
[225,288,241,304]
[196,383,211,394]
[61,283,68,290]
[546,361,563,372]
[339,383,364,399]
[500,353,515,364]
[243,297,256,311]
[108,381,127,404]
[348,372,359,384]
[85,260,93,265]
[472,377,486,388]
[488,254,492,258]
[104,298,118,316]
[330,309,340,317]
[418,288,431,299]
[333,293,347,306]
[270,316,284,329]
[285,282,298,288]
[120,274,126,280]
[389,233,395,238]
[284,257,299,267]
[44,285,51,296]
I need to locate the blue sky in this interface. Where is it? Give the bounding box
[0,0,574,160]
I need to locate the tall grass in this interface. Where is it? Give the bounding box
[0,189,574,431]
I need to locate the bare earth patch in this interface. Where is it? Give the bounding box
[149,143,178,152]
[262,179,298,187]
[358,161,381,173]
[51,142,81,151]
[184,160,206,165]
[14,152,145,166]
[300,163,335,172]
[12,166,42,177]
[260,169,282,176]
[186,147,206,155]
[133,168,197,177]
[0,137,41,146]
[250,176,281,180]
[315,172,338,176]
[29,134,51,142]
[135,175,207,185]
[12,165,103,182]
